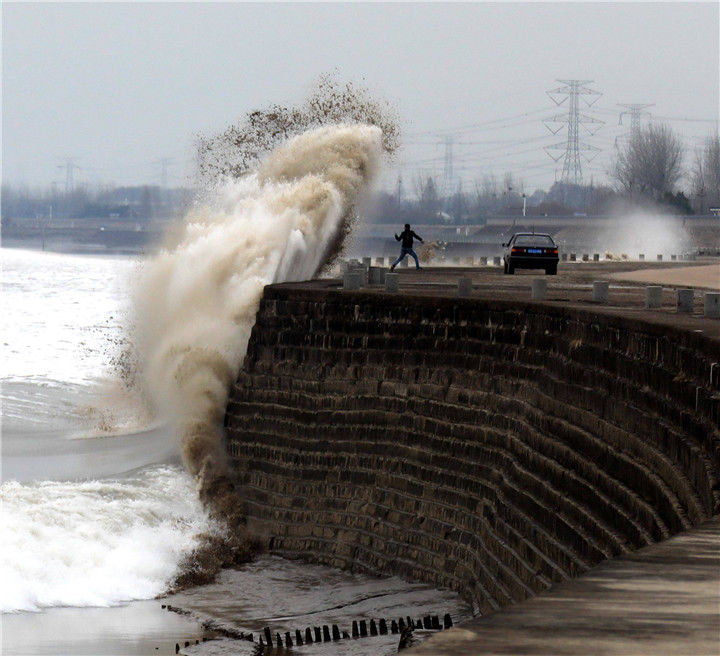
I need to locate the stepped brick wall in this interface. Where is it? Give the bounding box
[225,285,720,613]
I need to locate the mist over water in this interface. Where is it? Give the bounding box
[554,211,694,258]
[131,125,382,560]
[600,212,693,257]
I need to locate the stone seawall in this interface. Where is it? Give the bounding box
[225,285,720,613]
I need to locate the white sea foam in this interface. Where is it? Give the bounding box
[0,465,212,612]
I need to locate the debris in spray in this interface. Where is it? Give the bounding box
[196,75,399,185]
[417,240,446,265]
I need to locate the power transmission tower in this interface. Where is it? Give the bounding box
[544,80,604,185]
[57,158,81,193]
[618,103,654,136]
[395,174,404,204]
[155,158,175,187]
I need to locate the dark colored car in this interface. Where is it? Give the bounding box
[502,233,559,275]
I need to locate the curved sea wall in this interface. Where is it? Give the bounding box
[224,285,720,613]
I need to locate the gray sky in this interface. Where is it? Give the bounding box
[3,1,718,193]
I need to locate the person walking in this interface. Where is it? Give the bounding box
[390,224,424,270]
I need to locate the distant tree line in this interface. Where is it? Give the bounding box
[1,184,193,222]
[4,125,717,229]
[364,178,615,225]
[366,126,719,224]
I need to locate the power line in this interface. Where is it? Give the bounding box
[399,135,558,168]
[593,106,717,125]
[454,145,558,164]
[455,135,551,147]
[404,107,550,138]
[653,114,720,124]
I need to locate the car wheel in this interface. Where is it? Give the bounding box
[503,260,509,274]
[508,263,515,275]
[546,265,557,275]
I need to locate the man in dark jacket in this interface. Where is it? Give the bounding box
[390,224,424,270]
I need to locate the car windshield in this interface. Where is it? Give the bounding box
[513,235,554,247]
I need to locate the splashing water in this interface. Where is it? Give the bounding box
[1,466,211,612]
[130,125,383,580]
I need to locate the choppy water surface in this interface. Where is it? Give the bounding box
[1,248,133,387]
[1,247,470,654]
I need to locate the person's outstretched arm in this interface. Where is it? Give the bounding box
[413,231,424,243]
[394,233,400,241]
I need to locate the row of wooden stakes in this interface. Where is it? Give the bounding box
[163,602,453,653]
[257,614,453,649]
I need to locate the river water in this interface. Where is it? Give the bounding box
[1,247,470,655]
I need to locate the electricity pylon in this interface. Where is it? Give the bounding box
[155,158,175,187]
[57,158,81,193]
[544,79,604,185]
[618,103,654,136]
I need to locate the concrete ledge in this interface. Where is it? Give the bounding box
[408,515,720,655]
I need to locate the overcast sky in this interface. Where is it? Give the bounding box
[2,1,718,193]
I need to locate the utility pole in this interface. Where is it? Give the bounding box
[442,136,455,196]
[395,174,404,204]
[618,103,654,136]
[544,79,604,185]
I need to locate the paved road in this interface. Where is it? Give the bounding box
[408,516,720,656]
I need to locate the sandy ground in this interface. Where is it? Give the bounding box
[608,263,720,290]
[408,516,720,656]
